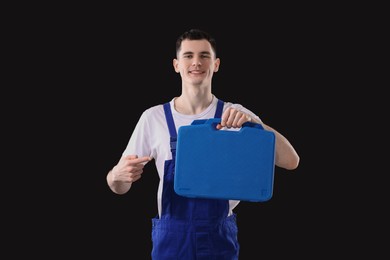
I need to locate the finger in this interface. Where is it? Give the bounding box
[127,154,138,159]
[126,164,144,173]
[232,112,243,128]
[225,109,237,127]
[236,113,249,127]
[130,174,142,183]
[123,155,152,164]
[221,108,237,127]
[126,167,145,177]
[220,107,232,127]
[120,154,138,163]
[131,156,152,164]
[130,167,148,182]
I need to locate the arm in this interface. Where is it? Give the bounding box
[261,123,300,170]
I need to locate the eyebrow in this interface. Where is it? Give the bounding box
[182,51,211,56]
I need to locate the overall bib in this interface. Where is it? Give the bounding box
[151,99,240,260]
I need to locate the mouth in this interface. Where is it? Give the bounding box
[189,70,203,74]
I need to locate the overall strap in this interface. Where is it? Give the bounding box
[163,102,177,156]
[215,99,224,118]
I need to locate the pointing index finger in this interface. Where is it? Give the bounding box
[123,155,152,164]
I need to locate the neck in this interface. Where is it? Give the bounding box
[174,92,214,115]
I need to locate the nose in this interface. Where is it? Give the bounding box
[192,59,201,66]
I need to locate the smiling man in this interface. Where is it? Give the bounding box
[106,28,300,259]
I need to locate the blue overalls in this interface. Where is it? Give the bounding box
[151,99,240,260]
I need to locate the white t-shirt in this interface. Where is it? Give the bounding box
[122,95,262,217]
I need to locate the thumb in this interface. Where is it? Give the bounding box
[127,154,138,160]
[120,154,138,163]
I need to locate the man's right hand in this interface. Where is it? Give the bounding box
[111,155,152,184]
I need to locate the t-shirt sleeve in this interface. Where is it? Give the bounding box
[122,110,152,159]
[226,103,263,123]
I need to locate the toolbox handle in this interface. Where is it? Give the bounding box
[192,118,264,130]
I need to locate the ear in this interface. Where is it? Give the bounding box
[173,59,180,73]
[214,58,220,72]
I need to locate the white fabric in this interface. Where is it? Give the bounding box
[122,95,262,217]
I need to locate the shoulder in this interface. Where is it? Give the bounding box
[143,103,164,115]
[139,102,169,123]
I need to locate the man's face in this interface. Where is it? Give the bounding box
[173,39,220,86]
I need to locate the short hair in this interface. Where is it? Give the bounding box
[175,29,217,57]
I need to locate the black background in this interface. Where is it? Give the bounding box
[6,3,382,259]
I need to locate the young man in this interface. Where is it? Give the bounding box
[106,28,300,259]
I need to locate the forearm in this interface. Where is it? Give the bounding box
[262,124,299,170]
[251,117,299,170]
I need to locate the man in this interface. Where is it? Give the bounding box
[106,28,300,259]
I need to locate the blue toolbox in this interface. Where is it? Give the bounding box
[174,118,276,202]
